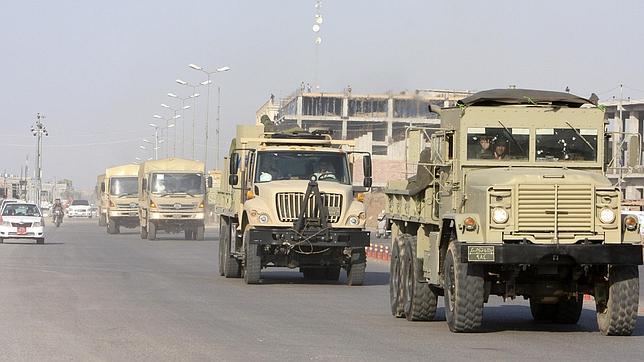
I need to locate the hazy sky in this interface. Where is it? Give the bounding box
[2,0,644,190]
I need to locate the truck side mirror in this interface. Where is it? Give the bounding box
[207,176,213,188]
[141,178,147,191]
[230,153,240,175]
[100,182,105,192]
[363,177,372,188]
[363,154,372,178]
[229,174,239,186]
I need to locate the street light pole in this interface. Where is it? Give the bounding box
[148,122,175,160]
[176,79,202,159]
[167,93,193,158]
[30,113,48,206]
[188,64,230,170]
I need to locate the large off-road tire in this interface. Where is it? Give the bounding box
[243,229,261,284]
[325,267,341,281]
[444,241,485,332]
[390,236,405,317]
[596,265,639,336]
[195,225,205,241]
[107,220,119,235]
[529,299,557,321]
[346,251,366,286]
[554,295,583,324]
[218,217,229,276]
[147,221,157,241]
[401,235,438,321]
[223,223,241,278]
[140,225,148,239]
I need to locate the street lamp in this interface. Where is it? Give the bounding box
[150,118,176,159]
[167,92,195,158]
[156,108,181,157]
[30,113,48,205]
[176,79,202,159]
[188,63,231,170]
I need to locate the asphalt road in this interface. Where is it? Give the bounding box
[1,218,643,361]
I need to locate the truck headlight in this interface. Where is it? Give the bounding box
[258,213,270,224]
[624,215,639,231]
[347,216,360,226]
[492,207,509,224]
[599,208,616,224]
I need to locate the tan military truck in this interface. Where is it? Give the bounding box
[386,89,642,335]
[104,164,140,234]
[96,174,108,226]
[216,125,372,285]
[138,158,212,240]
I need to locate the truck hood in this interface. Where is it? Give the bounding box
[465,167,612,189]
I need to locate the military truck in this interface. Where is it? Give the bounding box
[96,174,108,226]
[104,164,140,234]
[138,158,212,240]
[216,125,372,285]
[386,89,642,335]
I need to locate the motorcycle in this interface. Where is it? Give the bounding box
[53,209,63,227]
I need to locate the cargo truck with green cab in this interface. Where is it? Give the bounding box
[386,89,642,335]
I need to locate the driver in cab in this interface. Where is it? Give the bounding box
[313,162,336,181]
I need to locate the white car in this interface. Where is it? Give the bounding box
[0,202,45,244]
[67,199,92,218]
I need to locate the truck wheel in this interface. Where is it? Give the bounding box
[554,295,583,324]
[184,229,192,240]
[529,299,557,321]
[196,225,205,241]
[147,221,157,241]
[596,265,639,336]
[140,225,148,239]
[402,235,438,321]
[224,225,241,278]
[390,237,405,317]
[325,267,341,281]
[444,241,484,332]
[346,250,366,286]
[218,217,229,276]
[106,220,115,234]
[243,236,261,284]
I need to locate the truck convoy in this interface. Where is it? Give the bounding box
[386,89,642,335]
[138,158,211,241]
[103,164,140,234]
[216,125,372,285]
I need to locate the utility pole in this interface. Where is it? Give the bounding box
[30,113,48,206]
[216,85,221,169]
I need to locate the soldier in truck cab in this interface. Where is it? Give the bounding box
[493,137,509,160]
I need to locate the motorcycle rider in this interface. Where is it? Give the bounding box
[52,199,64,223]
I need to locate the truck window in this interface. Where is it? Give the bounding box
[151,173,204,195]
[467,127,529,161]
[536,128,597,162]
[109,177,138,196]
[255,151,350,184]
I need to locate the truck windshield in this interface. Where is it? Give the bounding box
[110,177,138,196]
[254,151,350,184]
[467,127,530,161]
[151,173,203,195]
[536,128,597,162]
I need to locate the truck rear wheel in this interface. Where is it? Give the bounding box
[444,241,484,332]
[554,295,583,324]
[402,235,437,321]
[390,237,405,317]
[223,223,241,278]
[147,221,157,241]
[596,265,639,336]
[140,225,148,239]
[243,229,261,284]
[529,299,557,321]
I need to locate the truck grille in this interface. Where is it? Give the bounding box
[158,203,197,210]
[516,184,593,233]
[117,203,138,209]
[276,192,343,223]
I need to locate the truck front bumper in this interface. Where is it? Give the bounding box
[459,242,643,265]
[249,227,370,248]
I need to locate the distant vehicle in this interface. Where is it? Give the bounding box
[67,199,92,218]
[0,199,20,214]
[104,164,140,234]
[0,202,45,244]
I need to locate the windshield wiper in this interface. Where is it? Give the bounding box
[565,121,595,151]
[117,192,137,198]
[498,120,526,155]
